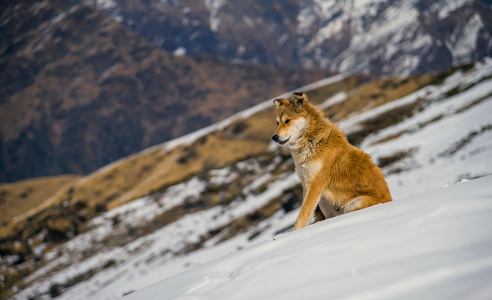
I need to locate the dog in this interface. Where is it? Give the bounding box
[272,92,392,231]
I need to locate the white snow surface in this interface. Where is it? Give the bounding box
[123,176,492,300]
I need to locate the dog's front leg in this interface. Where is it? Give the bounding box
[293,185,322,231]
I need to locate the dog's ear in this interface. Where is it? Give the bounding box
[273,98,289,108]
[291,92,307,109]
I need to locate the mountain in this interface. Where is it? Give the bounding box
[0,0,332,182]
[85,0,492,75]
[3,0,492,182]
[3,57,492,299]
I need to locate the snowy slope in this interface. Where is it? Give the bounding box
[123,176,492,300]
[343,58,492,197]
[11,59,492,300]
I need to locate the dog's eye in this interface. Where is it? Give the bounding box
[276,121,279,125]
[285,119,291,124]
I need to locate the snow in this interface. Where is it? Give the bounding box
[451,13,483,64]
[335,1,428,75]
[318,91,347,110]
[208,167,237,185]
[296,0,488,75]
[122,176,492,300]
[432,0,472,19]
[340,58,492,136]
[173,47,187,56]
[204,0,225,32]
[93,0,117,10]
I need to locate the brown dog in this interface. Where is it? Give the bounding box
[272,92,392,230]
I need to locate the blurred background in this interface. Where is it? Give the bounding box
[1,0,492,299]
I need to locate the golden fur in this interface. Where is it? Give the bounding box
[272,92,392,231]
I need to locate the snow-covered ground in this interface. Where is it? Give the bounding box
[344,58,492,198]
[12,59,492,300]
[123,175,492,300]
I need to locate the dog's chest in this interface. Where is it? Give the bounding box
[295,160,322,185]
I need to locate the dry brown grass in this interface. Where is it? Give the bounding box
[0,175,82,224]
[325,75,434,123]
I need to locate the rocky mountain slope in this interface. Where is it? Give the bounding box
[0,0,332,182]
[86,0,492,75]
[3,57,491,299]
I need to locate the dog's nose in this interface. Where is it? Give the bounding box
[272,134,279,142]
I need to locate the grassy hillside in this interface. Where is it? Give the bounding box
[0,175,82,224]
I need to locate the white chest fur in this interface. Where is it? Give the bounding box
[295,160,322,186]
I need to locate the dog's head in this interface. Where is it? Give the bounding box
[272,92,309,146]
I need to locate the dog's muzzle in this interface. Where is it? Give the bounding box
[272,135,289,145]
